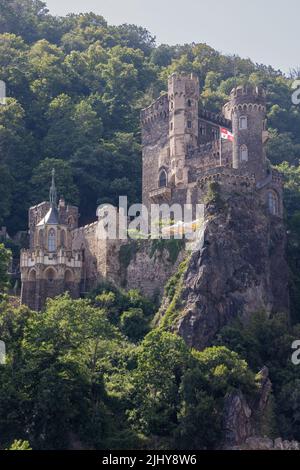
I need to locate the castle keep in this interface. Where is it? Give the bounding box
[141,72,282,215]
[20,73,284,311]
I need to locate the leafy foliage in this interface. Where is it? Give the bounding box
[0,1,299,234]
[216,312,300,440]
[0,244,11,294]
[0,0,300,451]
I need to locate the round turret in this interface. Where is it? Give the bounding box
[224,84,267,181]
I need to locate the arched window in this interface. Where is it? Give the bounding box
[48,229,56,252]
[38,230,44,248]
[268,191,278,216]
[240,145,248,162]
[61,230,66,248]
[29,269,36,282]
[68,216,75,228]
[187,99,192,107]
[239,116,247,130]
[64,270,73,283]
[45,268,56,283]
[159,169,167,188]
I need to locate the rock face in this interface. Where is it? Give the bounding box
[222,367,300,450]
[240,437,300,450]
[160,191,289,350]
[222,367,271,447]
[123,241,185,298]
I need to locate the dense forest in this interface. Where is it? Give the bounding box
[0,0,300,450]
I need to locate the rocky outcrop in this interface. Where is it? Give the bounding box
[222,367,300,450]
[238,437,300,450]
[158,191,289,350]
[222,367,271,447]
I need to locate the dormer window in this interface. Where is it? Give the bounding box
[240,145,248,162]
[239,116,247,130]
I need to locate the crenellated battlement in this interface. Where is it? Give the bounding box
[271,168,283,185]
[141,93,169,126]
[167,72,199,99]
[199,109,231,128]
[198,167,256,192]
[72,221,98,237]
[226,84,266,109]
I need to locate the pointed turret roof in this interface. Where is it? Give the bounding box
[37,168,59,226]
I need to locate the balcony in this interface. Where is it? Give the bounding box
[149,186,172,203]
[20,248,82,269]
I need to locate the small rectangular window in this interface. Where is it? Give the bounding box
[239,116,247,130]
[187,121,192,129]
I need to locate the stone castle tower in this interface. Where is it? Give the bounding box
[168,73,199,187]
[141,73,283,217]
[20,73,284,311]
[223,84,268,180]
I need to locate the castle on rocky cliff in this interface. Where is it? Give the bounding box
[20,73,284,311]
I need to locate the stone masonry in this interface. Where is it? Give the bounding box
[21,73,285,310]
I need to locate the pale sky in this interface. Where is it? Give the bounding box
[46,0,300,73]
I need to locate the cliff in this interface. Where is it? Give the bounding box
[157,187,289,350]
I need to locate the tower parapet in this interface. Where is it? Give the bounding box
[140,93,169,126]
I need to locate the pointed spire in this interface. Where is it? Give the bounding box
[49,168,57,207]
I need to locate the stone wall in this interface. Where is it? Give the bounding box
[21,278,80,311]
[119,239,186,299]
[141,94,170,211]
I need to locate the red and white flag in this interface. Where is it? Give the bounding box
[220,127,234,142]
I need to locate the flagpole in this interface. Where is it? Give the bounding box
[219,126,222,166]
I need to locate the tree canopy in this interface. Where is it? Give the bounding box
[0,1,299,233]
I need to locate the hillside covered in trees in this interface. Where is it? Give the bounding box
[0,0,300,451]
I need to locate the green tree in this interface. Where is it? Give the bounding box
[129,330,190,438]
[120,308,149,342]
[0,244,11,294]
[30,158,79,205]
